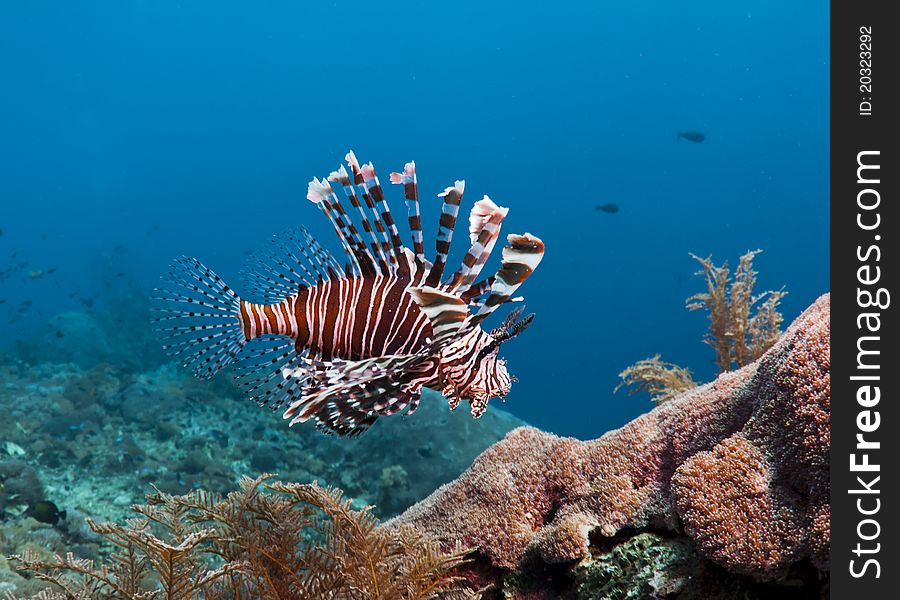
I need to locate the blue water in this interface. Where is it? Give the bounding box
[0,1,828,439]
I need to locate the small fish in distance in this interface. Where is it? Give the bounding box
[153,151,545,437]
[677,131,705,143]
[595,203,619,214]
[27,500,67,525]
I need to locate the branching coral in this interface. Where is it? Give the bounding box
[687,250,786,371]
[617,250,786,403]
[614,355,696,404]
[8,475,475,600]
[390,295,830,584]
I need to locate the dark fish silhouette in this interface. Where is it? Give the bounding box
[27,500,67,525]
[595,203,619,214]
[677,131,705,143]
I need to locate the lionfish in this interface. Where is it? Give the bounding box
[153,151,544,436]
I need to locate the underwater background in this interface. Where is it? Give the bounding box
[1,0,827,522]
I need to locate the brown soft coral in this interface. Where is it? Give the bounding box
[388,294,830,582]
[10,476,475,600]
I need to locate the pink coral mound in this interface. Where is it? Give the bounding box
[388,294,830,581]
[672,433,804,576]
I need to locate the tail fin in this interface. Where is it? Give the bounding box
[151,256,246,379]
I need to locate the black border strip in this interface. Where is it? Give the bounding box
[831,1,898,595]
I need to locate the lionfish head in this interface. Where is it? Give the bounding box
[472,305,535,398]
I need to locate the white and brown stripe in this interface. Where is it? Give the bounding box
[240,270,435,362]
[239,296,299,340]
[424,180,464,287]
[475,233,545,321]
[389,161,425,263]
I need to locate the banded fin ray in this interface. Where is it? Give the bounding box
[299,228,345,279]
[356,158,409,276]
[348,152,394,271]
[241,230,316,303]
[232,336,307,411]
[308,176,374,277]
[424,180,465,287]
[460,276,494,304]
[446,196,509,293]
[389,161,426,265]
[474,233,545,322]
[327,155,390,274]
[151,257,246,379]
[282,352,440,436]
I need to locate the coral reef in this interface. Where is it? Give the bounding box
[8,475,475,599]
[388,294,830,592]
[557,532,822,600]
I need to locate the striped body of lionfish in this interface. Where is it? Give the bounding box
[153,151,544,436]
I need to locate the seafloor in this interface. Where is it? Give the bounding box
[0,300,523,595]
